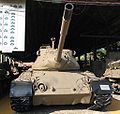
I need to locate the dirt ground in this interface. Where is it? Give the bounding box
[0,95,120,114]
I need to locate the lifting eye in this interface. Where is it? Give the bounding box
[38,83,47,92]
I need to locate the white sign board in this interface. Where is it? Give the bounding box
[100,85,110,91]
[0,0,26,53]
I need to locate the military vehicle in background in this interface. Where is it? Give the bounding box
[0,54,13,97]
[104,60,120,94]
[0,53,32,98]
[10,3,112,112]
[104,42,120,94]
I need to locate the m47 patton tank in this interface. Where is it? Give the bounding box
[10,3,112,112]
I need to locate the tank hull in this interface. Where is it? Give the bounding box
[10,70,113,112]
[33,94,91,106]
[32,71,93,105]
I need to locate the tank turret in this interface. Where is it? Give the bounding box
[32,3,80,71]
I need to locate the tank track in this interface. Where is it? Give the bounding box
[10,96,32,112]
[89,79,112,111]
[88,94,112,111]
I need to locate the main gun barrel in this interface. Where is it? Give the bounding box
[56,3,74,62]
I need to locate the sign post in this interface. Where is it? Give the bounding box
[0,0,26,53]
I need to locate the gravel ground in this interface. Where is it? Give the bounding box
[13,105,110,114]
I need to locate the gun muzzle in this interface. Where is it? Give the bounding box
[63,3,74,21]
